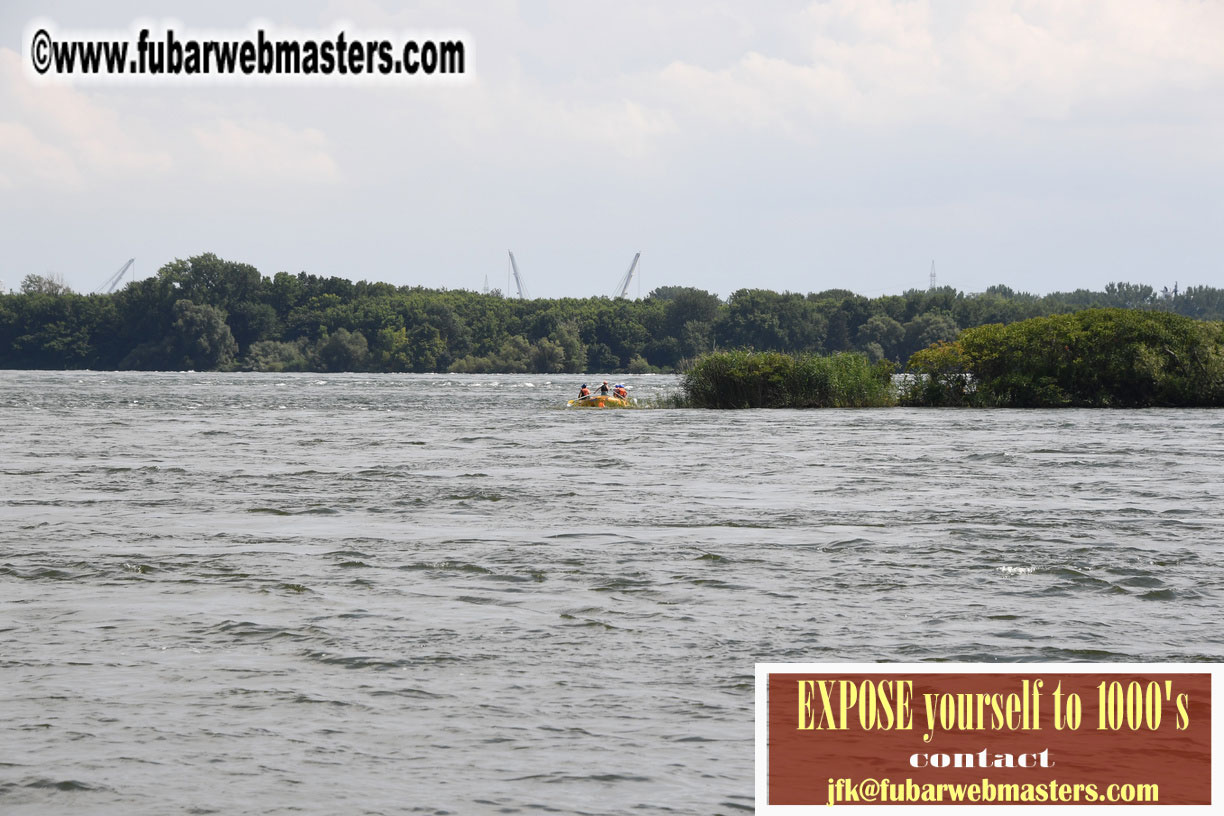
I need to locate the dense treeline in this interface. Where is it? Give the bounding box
[2,253,1222,373]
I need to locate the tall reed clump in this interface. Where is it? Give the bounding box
[679,350,896,408]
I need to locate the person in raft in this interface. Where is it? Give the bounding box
[599,381,610,395]
[612,384,628,399]
[578,383,591,398]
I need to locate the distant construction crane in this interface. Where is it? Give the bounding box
[96,258,135,294]
[613,252,641,299]
[507,251,529,299]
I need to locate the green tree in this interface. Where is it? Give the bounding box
[159,254,263,313]
[900,312,960,360]
[718,289,826,353]
[550,321,587,372]
[21,273,72,295]
[901,341,972,406]
[244,339,309,371]
[169,299,238,369]
[857,314,905,360]
[954,309,1224,407]
[530,337,566,373]
[316,328,369,371]
[1102,282,1157,309]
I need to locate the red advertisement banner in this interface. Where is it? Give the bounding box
[761,668,1212,807]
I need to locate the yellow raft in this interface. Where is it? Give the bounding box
[566,394,633,408]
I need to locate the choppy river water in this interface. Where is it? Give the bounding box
[2,371,1222,814]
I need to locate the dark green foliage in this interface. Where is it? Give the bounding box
[963,309,1224,407]
[899,341,972,406]
[0,291,118,368]
[21,273,73,295]
[1175,286,1224,321]
[857,314,905,359]
[169,300,239,370]
[244,339,310,372]
[900,311,960,360]
[902,310,1224,408]
[316,328,369,372]
[717,289,827,353]
[3,252,1224,377]
[116,299,238,370]
[650,286,721,360]
[807,290,871,352]
[679,350,895,409]
[448,336,531,373]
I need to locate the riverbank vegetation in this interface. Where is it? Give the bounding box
[675,310,1223,409]
[902,309,1224,408]
[3,253,1223,376]
[679,351,895,408]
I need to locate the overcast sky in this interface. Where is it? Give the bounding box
[2,1,1221,299]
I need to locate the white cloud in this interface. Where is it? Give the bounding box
[511,93,677,162]
[639,0,1224,136]
[0,120,83,189]
[0,46,343,194]
[190,118,342,184]
[0,47,173,189]
[0,1,1219,296]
